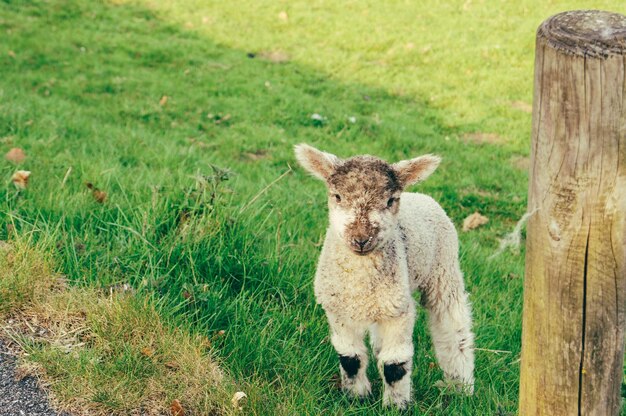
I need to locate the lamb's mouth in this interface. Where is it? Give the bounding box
[351,246,375,256]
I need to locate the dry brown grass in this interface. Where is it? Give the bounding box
[1,241,236,416]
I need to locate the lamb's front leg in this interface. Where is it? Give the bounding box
[326,312,371,398]
[375,306,416,409]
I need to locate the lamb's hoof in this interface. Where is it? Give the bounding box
[382,397,410,411]
[343,379,372,399]
[341,370,371,399]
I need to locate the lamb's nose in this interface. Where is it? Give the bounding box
[353,238,368,250]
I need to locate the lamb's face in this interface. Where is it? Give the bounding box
[327,157,402,255]
[295,143,440,256]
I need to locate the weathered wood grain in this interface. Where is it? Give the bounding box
[519,10,626,416]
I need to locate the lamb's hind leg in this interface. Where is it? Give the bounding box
[326,312,371,398]
[423,265,475,393]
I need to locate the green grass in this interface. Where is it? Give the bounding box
[0,0,622,414]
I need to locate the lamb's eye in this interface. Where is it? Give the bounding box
[387,197,396,208]
[334,194,342,203]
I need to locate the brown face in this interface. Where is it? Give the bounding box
[327,157,403,255]
[294,143,441,256]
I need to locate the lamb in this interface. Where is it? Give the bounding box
[294,143,475,409]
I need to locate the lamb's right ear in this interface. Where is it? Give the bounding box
[294,143,341,181]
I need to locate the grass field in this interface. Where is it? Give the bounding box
[0,0,624,414]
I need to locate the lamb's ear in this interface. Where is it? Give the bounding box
[294,143,341,181]
[393,154,441,187]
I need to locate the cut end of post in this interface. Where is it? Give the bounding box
[538,10,626,58]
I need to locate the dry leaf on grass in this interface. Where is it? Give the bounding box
[231,391,247,410]
[159,95,168,106]
[5,147,26,163]
[164,361,179,370]
[462,212,489,232]
[243,149,269,161]
[170,399,185,416]
[510,156,530,171]
[511,100,533,113]
[12,170,31,189]
[85,182,107,203]
[141,347,154,358]
[462,132,503,145]
[213,114,231,125]
[258,50,290,63]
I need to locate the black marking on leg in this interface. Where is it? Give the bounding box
[339,355,360,378]
[459,337,467,353]
[384,362,407,385]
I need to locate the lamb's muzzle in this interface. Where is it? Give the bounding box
[295,143,475,409]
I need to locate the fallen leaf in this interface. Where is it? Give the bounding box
[141,347,154,358]
[462,132,503,145]
[5,147,25,163]
[231,391,247,410]
[165,361,179,370]
[243,149,269,161]
[511,100,533,113]
[93,190,107,203]
[159,95,168,106]
[170,399,185,416]
[213,114,231,125]
[187,138,215,149]
[462,212,489,232]
[12,170,31,189]
[258,50,290,63]
[85,182,107,203]
[510,156,530,171]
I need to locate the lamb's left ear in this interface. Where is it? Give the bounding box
[294,143,342,181]
[393,154,441,187]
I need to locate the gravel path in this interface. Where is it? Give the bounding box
[0,339,68,416]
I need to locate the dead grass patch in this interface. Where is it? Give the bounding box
[462,132,504,145]
[1,241,236,416]
[510,155,530,172]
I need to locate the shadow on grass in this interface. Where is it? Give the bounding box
[0,0,527,414]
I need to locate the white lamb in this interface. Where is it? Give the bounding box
[295,143,474,409]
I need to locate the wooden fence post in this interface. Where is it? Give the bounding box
[519,10,626,416]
